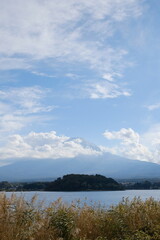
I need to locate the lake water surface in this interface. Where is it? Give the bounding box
[5,190,160,207]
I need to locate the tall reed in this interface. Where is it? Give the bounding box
[0,193,160,240]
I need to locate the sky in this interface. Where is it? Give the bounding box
[1,0,160,165]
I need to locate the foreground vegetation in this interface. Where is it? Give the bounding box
[1,194,160,240]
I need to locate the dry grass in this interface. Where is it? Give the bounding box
[0,193,160,240]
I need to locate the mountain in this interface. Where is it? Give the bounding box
[0,152,160,181]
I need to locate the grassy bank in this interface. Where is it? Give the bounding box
[0,194,160,240]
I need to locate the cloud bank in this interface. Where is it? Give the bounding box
[103,127,160,163]
[0,126,160,165]
[0,131,102,160]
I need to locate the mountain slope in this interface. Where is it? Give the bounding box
[0,152,160,181]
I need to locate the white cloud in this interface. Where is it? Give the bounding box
[1,126,160,164]
[0,86,55,133]
[102,73,114,82]
[0,57,30,70]
[0,131,102,160]
[102,72,123,82]
[31,71,56,78]
[103,128,157,162]
[0,0,142,59]
[0,114,29,133]
[104,128,139,143]
[0,0,143,98]
[146,103,160,111]
[0,86,54,115]
[87,81,131,99]
[141,124,160,148]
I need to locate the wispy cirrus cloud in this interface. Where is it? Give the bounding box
[0,57,30,70]
[0,0,142,60]
[0,0,143,99]
[0,86,54,114]
[0,86,55,134]
[146,103,160,111]
[87,81,131,99]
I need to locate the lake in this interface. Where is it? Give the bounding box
[5,189,160,207]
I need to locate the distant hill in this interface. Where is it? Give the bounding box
[46,174,123,191]
[0,152,160,181]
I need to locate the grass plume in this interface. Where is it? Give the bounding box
[0,194,160,239]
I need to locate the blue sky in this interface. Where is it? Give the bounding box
[0,0,160,165]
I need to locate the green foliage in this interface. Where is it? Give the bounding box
[49,206,75,240]
[46,174,123,191]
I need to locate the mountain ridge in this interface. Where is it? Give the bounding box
[0,152,159,181]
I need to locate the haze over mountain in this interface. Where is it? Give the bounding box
[0,151,160,181]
